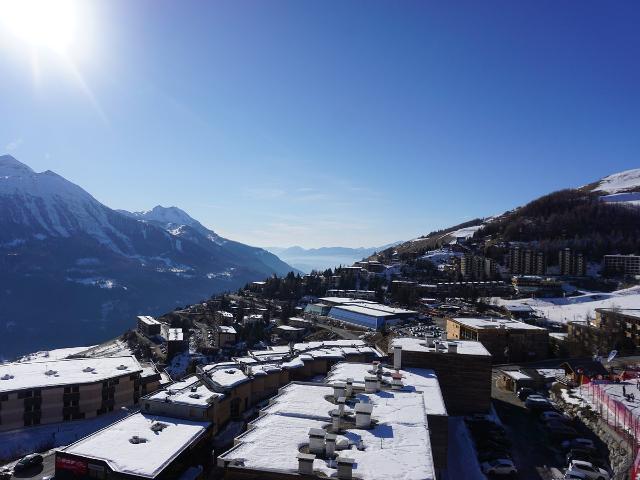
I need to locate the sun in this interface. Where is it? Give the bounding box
[0,0,77,55]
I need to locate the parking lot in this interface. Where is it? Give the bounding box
[489,370,610,480]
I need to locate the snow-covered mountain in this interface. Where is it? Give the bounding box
[0,155,295,358]
[592,168,640,194]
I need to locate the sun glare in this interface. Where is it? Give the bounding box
[0,0,77,54]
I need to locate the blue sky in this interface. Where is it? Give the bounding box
[1,1,639,248]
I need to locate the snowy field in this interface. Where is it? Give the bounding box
[495,286,640,324]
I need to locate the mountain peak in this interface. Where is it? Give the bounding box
[0,155,35,175]
[593,168,640,194]
[136,205,198,226]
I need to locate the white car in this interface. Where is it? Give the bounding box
[481,459,517,476]
[525,395,553,409]
[566,460,609,480]
[564,472,587,480]
[561,438,595,450]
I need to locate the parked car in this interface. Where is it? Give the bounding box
[478,449,513,463]
[564,472,587,480]
[481,459,517,476]
[525,395,554,411]
[13,453,44,472]
[540,411,570,423]
[562,438,596,451]
[566,460,610,480]
[546,422,579,440]
[517,387,536,401]
[566,449,607,469]
[0,467,12,480]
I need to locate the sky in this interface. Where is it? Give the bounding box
[0,1,639,248]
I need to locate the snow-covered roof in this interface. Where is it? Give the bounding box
[61,413,210,478]
[0,356,142,393]
[217,326,237,334]
[137,315,160,326]
[503,304,535,312]
[501,370,531,381]
[276,325,304,331]
[391,337,491,357]
[451,317,546,331]
[319,297,377,305]
[145,375,221,406]
[201,363,249,389]
[219,377,436,480]
[326,363,447,416]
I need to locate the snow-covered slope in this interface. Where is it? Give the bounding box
[593,168,640,194]
[0,155,295,358]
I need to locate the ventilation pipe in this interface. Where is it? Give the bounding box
[355,402,373,428]
[427,336,435,348]
[345,378,354,397]
[448,342,458,354]
[333,382,346,399]
[337,457,356,479]
[308,428,326,455]
[325,433,337,457]
[364,375,379,393]
[337,396,346,416]
[393,345,402,370]
[297,453,316,475]
[391,371,403,390]
[331,410,341,432]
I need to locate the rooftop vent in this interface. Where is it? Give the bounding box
[337,456,356,480]
[1,374,14,380]
[333,382,346,399]
[355,402,374,428]
[308,428,326,455]
[225,369,236,374]
[190,386,198,392]
[116,365,128,370]
[297,453,315,475]
[325,433,337,457]
[364,376,378,393]
[393,345,402,370]
[189,393,201,399]
[448,342,458,354]
[44,370,58,376]
[82,367,95,373]
[129,436,148,444]
[150,422,168,432]
[345,378,354,398]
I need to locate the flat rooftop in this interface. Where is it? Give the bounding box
[451,317,546,331]
[391,337,492,357]
[137,315,160,326]
[217,326,237,334]
[598,308,640,318]
[277,325,305,331]
[219,373,436,480]
[201,363,249,390]
[61,412,210,478]
[0,356,142,393]
[167,328,184,341]
[146,375,221,407]
[326,362,447,416]
[319,297,377,305]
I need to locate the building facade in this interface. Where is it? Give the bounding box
[604,255,640,276]
[509,246,546,275]
[559,248,587,276]
[567,308,640,356]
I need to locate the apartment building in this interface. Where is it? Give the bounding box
[460,255,496,280]
[137,315,162,337]
[509,246,546,275]
[216,325,237,348]
[568,308,640,356]
[390,337,492,415]
[0,356,145,431]
[559,248,587,276]
[446,317,549,363]
[604,254,640,276]
[512,275,563,297]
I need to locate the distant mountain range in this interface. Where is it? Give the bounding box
[378,168,640,262]
[267,243,400,273]
[0,155,295,359]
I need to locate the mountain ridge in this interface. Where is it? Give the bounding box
[0,155,296,358]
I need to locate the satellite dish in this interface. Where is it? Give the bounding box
[607,350,618,363]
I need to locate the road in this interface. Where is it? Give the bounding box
[8,452,55,479]
[312,322,361,340]
[490,370,608,480]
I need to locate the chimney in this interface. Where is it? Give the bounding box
[448,342,458,354]
[308,428,326,455]
[427,336,435,348]
[331,410,341,432]
[337,457,356,480]
[337,396,346,416]
[441,330,447,341]
[355,402,373,428]
[297,453,316,475]
[393,345,402,370]
[345,378,354,397]
[364,376,378,393]
[333,382,346,399]
[325,433,337,457]
[391,371,403,390]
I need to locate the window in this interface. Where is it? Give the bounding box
[72,385,79,393]
[0,394,8,402]
[230,398,241,419]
